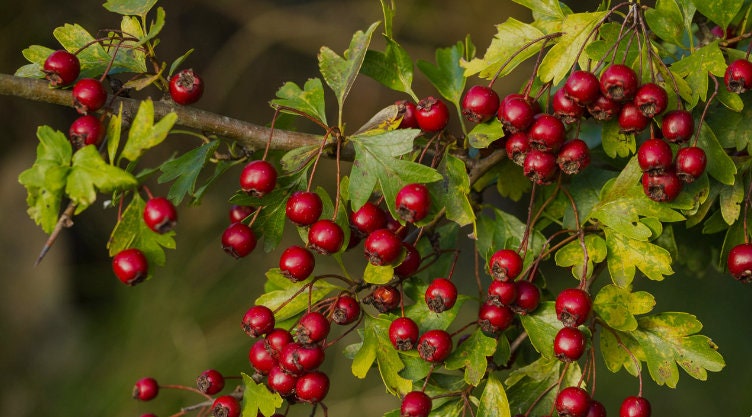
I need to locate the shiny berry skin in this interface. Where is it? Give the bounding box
[487,280,517,306]
[586,400,608,417]
[197,369,225,395]
[239,160,277,197]
[143,197,178,234]
[133,377,159,401]
[587,94,621,121]
[661,110,694,144]
[293,311,330,344]
[641,171,682,202]
[529,114,566,152]
[477,302,515,335]
[396,100,419,129]
[394,243,421,277]
[242,305,275,337]
[618,102,650,133]
[555,288,592,327]
[600,64,638,102]
[113,248,149,286]
[265,328,294,358]
[389,316,420,350]
[211,395,240,417]
[280,343,325,375]
[489,249,523,281]
[415,96,450,132]
[221,222,256,258]
[332,294,361,325]
[564,70,601,105]
[43,50,80,86]
[620,396,651,417]
[350,202,387,237]
[228,205,253,223]
[307,219,345,255]
[69,114,104,148]
[417,329,453,363]
[295,371,330,403]
[555,386,591,417]
[513,281,540,314]
[279,245,316,281]
[505,131,530,166]
[553,88,585,124]
[267,365,297,396]
[462,85,500,123]
[557,139,590,175]
[401,391,433,417]
[727,243,752,282]
[386,214,408,240]
[554,327,587,362]
[248,340,275,375]
[637,138,673,175]
[169,69,204,105]
[524,149,559,185]
[72,78,107,114]
[425,278,458,313]
[634,83,668,118]
[499,96,536,133]
[364,228,403,266]
[285,191,323,226]
[364,285,401,313]
[724,59,752,93]
[396,183,431,223]
[675,146,707,183]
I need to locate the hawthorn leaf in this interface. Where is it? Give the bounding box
[467,118,505,149]
[379,0,395,37]
[485,159,531,202]
[716,83,744,111]
[562,167,616,229]
[476,207,545,270]
[720,176,744,225]
[363,263,395,284]
[539,11,608,85]
[696,123,736,185]
[505,357,582,416]
[601,119,635,159]
[707,93,752,151]
[157,140,220,205]
[103,0,158,16]
[554,234,607,280]
[117,16,148,72]
[168,49,194,78]
[280,144,319,173]
[66,145,138,213]
[430,153,476,233]
[691,0,743,29]
[511,0,567,23]
[477,373,511,417]
[53,24,112,78]
[604,228,674,287]
[520,301,590,359]
[241,372,283,417]
[462,18,545,80]
[140,6,166,45]
[645,0,685,45]
[121,99,178,161]
[255,269,339,322]
[445,327,497,386]
[585,23,641,66]
[108,194,176,269]
[403,283,467,332]
[593,284,656,332]
[599,328,643,376]
[106,104,124,164]
[270,78,328,126]
[417,41,466,105]
[351,315,412,395]
[16,45,53,78]
[361,36,417,100]
[669,41,727,107]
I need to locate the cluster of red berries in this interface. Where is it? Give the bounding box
[550,386,651,417]
[395,97,450,132]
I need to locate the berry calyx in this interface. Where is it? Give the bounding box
[415,96,450,132]
[211,395,241,417]
[242,305,275,337]
[619,396,651,417]
[396,183,431,223]
[295,371,330,403]
[396,100,419,129]
[363,285,401,313]
[113,248,149,286]
[523,149,559,185]
[487,280,517,306]
[400,391,433,417]
[554,327,587,362]
[557,139,591,175]
[461,85,500,123]
[564,70,601,105]
[727,242,752,282]
[169,69,204,105]
[555,288,592,327]
[555,386,591,417]
[197,369,225,395]
[661,110,694,144]
[43,50,80,86]
[505,131,530,166]
[307,219,345,255]
[528,114,566,152]
[293,311,331,344]
[239,160,277,197]
[488,249,523,281]
[143,197,178,234]
[724,59,752,93]
[279,245,316,282]
[600,64,639,102]
[133,377,159,401]
[586,94,621,121]
[332,294,361,325]
[641,170,682,202]
[477,302,515,335]
[221,222,257,258]
[637,138,673,175]
[285,191,323,226]
[389,316,420,350]
[634,82,668,118]
[417,329,453,363]
[425,277,458,313]
[675,146,707,183]
[72,78,107,114]
[553,88,585,124]
[364,228,403,266]
[69,114,104,148]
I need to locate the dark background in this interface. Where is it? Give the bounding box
[0,1,750,416]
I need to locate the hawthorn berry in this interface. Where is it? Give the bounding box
[169,69,204,105]
[363,285,401,313]
[197,369,225,395]
[280,342,325,375]
[661,110,694,144]
[634,82,668,118]
[43,49,80,86]
[618,102,650,133]
[523,149,559,185]
[279,245,316,281]
[295,371,330,403]
[620,396,651,417]
[364,228,403,266]
[505,131,530,166]
[264,328,294,358]
[239,160,277,197]
[554,327,587,362]
[513,280,540,314]
[212,395,241,417]
[641,171,682,202]
[600,64,639,102]
[724,59,752,93]
[396,100,419,129]
[425,277,458,313]
[69,114,104,148]
[248,340,275,375]
[267,365,298,396]
[487,280,517,306]
[396,183,431,223]
[72,78,107,114]
[555,288,592,327]
[307,219,345,255]
[586,400,608,417]
[555,386,591,417]
[228,205,254,223]
[400,391,433,417]
[332,294,361,325]
[293,311,330,344]
[461,85,500,123]
[415,96,450,132]
[285,191,323,226]
[143,197,178,234]
[675,146,707,183]
[417,329,453,363]
[394,243,421,278]
[132,377,159,401]
[727,243,752,282]
[113,248,149,286]
[528,114,566,152]
[389,316,420,350]
[242,305,275,337]
[488,249,523,281]
[350,202,387,237]
[498,96,536,133]
[564,70,601,105]
[553,88,585,124]
[221,222,257,258]
[637,138,673,175]
[586,94,621,121]
[557,139,590,175]
[477,302,515,335]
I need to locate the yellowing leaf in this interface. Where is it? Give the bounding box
[605,228,674,287]
[539,11,608,85]
[593,284,656,331]
[241,372,283,417]
[477,373,511,417]
[121,99,178,161]
[461,18,545,80]
[66,145,138,213]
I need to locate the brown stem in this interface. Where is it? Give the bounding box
[34,201,76,266]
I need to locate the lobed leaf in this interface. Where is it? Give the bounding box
[66,145,138,214]
[505,357,582,416]
[461,18,545,80]
[645,0,685,45]
[477,373,511,417]
[157,140,220,205]
[605,228,674,287]
[270,78,328,126]
[103,0,158,16]
[121,99,178,161]
[361,36,416,100]
[554,234,607,280]
[417,41,466,105]
[108,193,176,269]
[351,314,412,395]
[593,284,656,331]
[691,0,743,29]
[669,42,727,108]
[539,11,607,85]
[445,327,497,386]
[241,372,283,417]
[255,269,340,322]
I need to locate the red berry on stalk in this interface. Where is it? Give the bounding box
[307,219,345,255]
[618,102,650,133]
[364,228,403,266]
[394,243,421,278]
[634,82,668,118]
[587,94,621,121]
[264,328,294,358]
[505,131,530,166]
[279,245,316,282]
[133,377,159,401]
[417,329,453,363]
[169,69,204,105]
[295,371,330,403]
[350,202,387,237]
[661,110,695,144]
[143,197,178,234]
[637,138,673,175]
[72,78,107,114]
[293,311,330,344]
[113,248,149,286]
[401,391,433,417]
[267,365,298,396]
[555,288,592,327]
[43,50,80,86]
[489,249,523,281]
[69,114,104,148]
[396,100,419,129]
[724,59,752,93]
[553,88,586,124]
[555,386,591,417]
[396,183,431,223]
[619,396,651,417]
[557,139,590,175]
[524,149,559,185]
[554,327,587,362]
[221,222,256,258]
[499,96,536,133]
[565,70,601,105]
[529,114,566,152]
[675,146,707,183]
[415,96,450,132]
[248,340,275,375]
[242,304,275,337]
[487,280,517,306]
[197,369,225,395]
[239,160,277,197]
[462,85,500,123]
[228,205,253,223]
[212,395,241,417]
[727,242,752,282]
[477,302,515,335]
[286,191,323,226]
[280,343,325,375]
[600,64,639,102]
[641,170,682,202]
[364,285,401,313]
[332,294,361,325]
[389,316,420,350]
[425,277,458,313]
[513,281,540,315]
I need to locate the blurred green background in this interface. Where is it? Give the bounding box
[0,1,750,416]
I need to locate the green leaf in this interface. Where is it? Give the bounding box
[141,6,166,45]
[117,16,148,72]
[539,11,608,85]
[318,22,380,126]
[241,373,283,417]
[16,45,54,78]
[477,373,511,417]
[351,315,412,395]
[168,49,194,78]
[562,167,616,229]
[402,282,468,332]
[585,23,641,66]
[505,357,582,416]
[490,159,531,202]
[379,0,395,37]
[122,99,178,161]
[18,126,73,233]
[476,208,545,271]
[157,140,220,205]
[632,312,725,387]
[103,0,158,15]
[601,119,636,159]
[461,18,545,80]
[669,42,727,107]
[696,123,736,185]
[511,0,567,23]
[593,284,656,331]
[468,119,505,149]
[554,234,607,280]
[520,301,580,359]
[361,37,416,100]
[691,0,743,28]
[707,93,752,150]
[604,228,674,287]
[255,269,339,322]
[108,193,176,268]
[280,145,319,173]
[417,41,466,105]
[599,328,643,376]
[270,78,328,126]
[106,104,124,164]
[431,154,476,233]
[66,145,138,213]
[645,0,686,45]
[445,328,497,386]
[363,263,395,284]
[720,176,744,225]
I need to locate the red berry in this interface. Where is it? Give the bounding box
[308,219,345,255]
[724,59,752,93]
[221,222,257,258]
[280,342,325,375]
[587,94,621,121]
[267,365,298,396]
[242,305,275,337]
[212,395,240,417]
[487,280,517,306]
[634,83,668,118]
[554,327,587,362]
[415,96,450,132]
[69,114,104,148]
[389,316,420,350]
[295,371,330,403]
[396,100,419,129]
[332,294,361,325]
[228,205,254,223]
[600,64,639,102]
[618,102,650,133]
[169,69,204,105]
[553,88,586,124]
[143,197,178,234]
[364,285,401,313]
[425,278,458,313]
[565,70,601,105]
[675,146,707,183]
[557,139,590,175]
[248,340,275,375]
[133,377,159,401]
[394,243,421,277]
[43,50,80,86]
[727,242,752,282]
[641,171,682,202]
[637,138,673,175]
[555,288,592,327]
[489,249,523,281]
[661,110,694,144]
[477,302,515,335]
[499,96,536,133]
[265,328,294,358]
[386,212,408,240]
[286,191,323,226]
[239,160,277,197]
[555,386,591,417]
[396,183,431,223]
[529,114,566,152]
[293,311,330,344]
[72,78,107,114]
[524,149,559,185]
[586,400,608,417]
[279,245,316,281]
[620,396,651,417]
[505,131,530,166]
[401,391,432,417]
[364,228,403,266]
[197,369,225,395]
[113,248,149,286]
[462,85,500,123]
[350,202,387,237]
[417,329,453,363]
[513,281,540,314]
